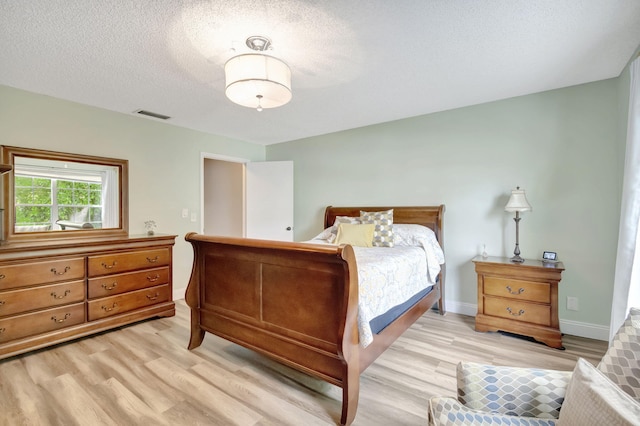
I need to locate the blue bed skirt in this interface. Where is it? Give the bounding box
[369,285,435,335]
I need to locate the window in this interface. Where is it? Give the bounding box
[14,170,104,231]
[14,176,52,231]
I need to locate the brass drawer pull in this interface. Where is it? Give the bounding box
[0,274,5,279]
[101,303,118,312]
[101,282,118,291]
[146,256,159,263]
[506,307,525,317]
[51,266,71,276]
[506,286,525,295]
[51,290,71,299]
[0,300,5,306]
[101,261,117,270]
[51,313,71,323]
[146,292,160,301]
[0,327,5,334]
[146,274,160,282]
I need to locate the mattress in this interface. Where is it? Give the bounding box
[308,223,445,348]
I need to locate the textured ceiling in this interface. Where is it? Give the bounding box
[2,1,640,145]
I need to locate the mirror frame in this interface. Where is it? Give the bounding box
[1,146,129,242]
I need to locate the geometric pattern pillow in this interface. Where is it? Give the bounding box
[557,358,640,425]
[597,306,640,402]
[327,216,361,243]
[457,362,572,419]
[360,209,394,247]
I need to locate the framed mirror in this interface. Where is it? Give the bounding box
[1,146,128,242]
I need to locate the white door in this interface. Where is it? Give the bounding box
[245,161,294,241]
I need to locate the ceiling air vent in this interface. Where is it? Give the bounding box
[134,109,171,120]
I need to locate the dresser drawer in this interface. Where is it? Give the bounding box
[87,284,170,321]
[484,276,550,303]
[0,280,85,317]
[87,267,170,298]
[88,249,170,277]
[0,257,85,291]
[0,303,85,343]
[484,296,551,326]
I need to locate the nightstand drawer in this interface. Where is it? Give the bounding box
[484,297,551,326]
[484,276,550,303]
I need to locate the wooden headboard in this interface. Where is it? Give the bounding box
[324,205,445,247]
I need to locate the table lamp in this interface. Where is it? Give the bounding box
[505,186,532,263]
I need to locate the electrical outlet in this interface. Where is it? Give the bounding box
[190,212,197,222]
[181,208,189,218]
[567,296,579,311]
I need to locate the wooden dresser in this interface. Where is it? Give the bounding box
[0,234,176,360]
[473,256,565,349]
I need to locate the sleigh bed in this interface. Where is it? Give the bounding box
[184,205,446,425]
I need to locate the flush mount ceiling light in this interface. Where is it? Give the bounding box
[224,36,292,112]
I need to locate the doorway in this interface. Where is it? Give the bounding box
[201,153,294,241]
[202,157,244,237]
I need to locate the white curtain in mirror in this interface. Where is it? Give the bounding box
[102,168,119,228]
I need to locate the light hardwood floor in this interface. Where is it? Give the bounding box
[0,301,608,426]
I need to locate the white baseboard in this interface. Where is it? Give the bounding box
[559,318,609,341]
[443,300,477,317]
[443,301,609,341]
[173,287,187,302]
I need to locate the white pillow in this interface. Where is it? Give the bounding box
[393,224,437,246]
[310,216,361,243]
[328,216,360,243]
[311,227,333,241]
[557,358,640,425]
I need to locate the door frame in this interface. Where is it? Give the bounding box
[200,152,249,235]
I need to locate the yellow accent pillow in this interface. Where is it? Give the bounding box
[334,223,375,247]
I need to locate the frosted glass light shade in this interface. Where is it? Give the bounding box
[224,53,292,109]
[505,188,532,212]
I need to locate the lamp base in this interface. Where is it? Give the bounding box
[510,254,525,263]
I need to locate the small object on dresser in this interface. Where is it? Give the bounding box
[144,220,157,235]
[542,251,558,263]
[482,244,488,259]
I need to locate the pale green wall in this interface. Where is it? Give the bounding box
[0,85,266,299]
[267,79,622,335]
[0,78,627,337]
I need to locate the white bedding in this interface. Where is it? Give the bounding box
[308,223,445,348]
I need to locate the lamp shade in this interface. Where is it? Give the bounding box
[224,53,292,109]
[504,187,532,212]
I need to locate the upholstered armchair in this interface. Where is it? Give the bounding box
[428,308,640,425]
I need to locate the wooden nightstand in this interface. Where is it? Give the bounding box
[473,256,565,349]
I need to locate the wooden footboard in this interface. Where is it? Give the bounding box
[184,234,362,424]
[185,205,445,425]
